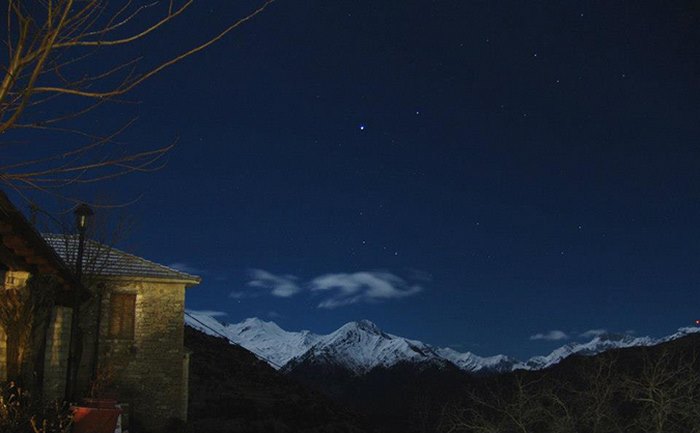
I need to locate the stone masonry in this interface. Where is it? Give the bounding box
[78,278,190,432]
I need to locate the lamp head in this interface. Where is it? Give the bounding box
[74,203,94,231]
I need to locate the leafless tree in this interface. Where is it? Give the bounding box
[0,274,58,393]
[623,349,700,433]
[0,0,273,202]
[441,349,700,433]
[569,355,626,433]
[440,375,548,433]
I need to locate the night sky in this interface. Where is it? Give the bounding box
[6,1,700,358]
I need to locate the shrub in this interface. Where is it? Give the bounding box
[0,382,72,433]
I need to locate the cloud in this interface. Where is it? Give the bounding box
[267,311,282,319]
[580,329,608,339]
[310,271,423,309]
[247,269,302,298]
[186,309,227,317]
[530,330,569,341]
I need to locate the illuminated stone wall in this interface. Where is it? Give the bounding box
[42,306,72,401]
[0,325,5,382]
[87,279,188,432]
[0,271,189,432]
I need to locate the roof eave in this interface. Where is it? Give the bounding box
[0,190,86,298]
[91,274,202,287]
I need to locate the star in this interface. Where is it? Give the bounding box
[359,124,366,131]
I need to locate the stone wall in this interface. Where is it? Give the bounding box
[0,272,188,432]
[93,279,187,432]
[0,271,69,395]
[42,306,72,401]
[0,325,6,382]
[0,271,30,383]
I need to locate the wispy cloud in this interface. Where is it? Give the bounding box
[530,330,569,341]
[186,309,227,317]
[580,329,607,339]
[247,269,302,298]
[235,269,426,308]
[310,271,423,309]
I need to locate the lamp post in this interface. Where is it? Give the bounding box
[65,204,93,402]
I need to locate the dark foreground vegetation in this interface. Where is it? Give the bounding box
[440,333,700,433]
[287,333,700,433]
[2,329,699,432]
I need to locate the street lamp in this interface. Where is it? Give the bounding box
[65,203,93,402]
[73,204,93,280]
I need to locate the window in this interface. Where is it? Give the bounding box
[108,293,136,339]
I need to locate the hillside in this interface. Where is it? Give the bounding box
[185,326,366,433]
[288,332,700,433]
[185,318,700,433]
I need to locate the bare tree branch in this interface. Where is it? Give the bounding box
[0,0,274,202]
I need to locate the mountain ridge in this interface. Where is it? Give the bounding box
[185,311,700,375]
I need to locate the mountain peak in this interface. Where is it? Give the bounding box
[353,319,381,333]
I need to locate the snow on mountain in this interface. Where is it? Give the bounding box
[519,328,700,371]
[436,347,522,373]
[520,333,656,370]
[288,320,447,374]
[186,311,700,375]
[659,326,700,342]
[185,311,321,368]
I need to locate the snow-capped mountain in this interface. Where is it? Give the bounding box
[185,312,321,368]
[186,311,700,375]
[520,333,656,370]
[519,327,700,371]
[285,320,447,374]
[436,347,521,373]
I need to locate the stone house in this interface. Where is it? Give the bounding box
[0,191,201,432]
[0,192,84,397]
[45,235,201,431]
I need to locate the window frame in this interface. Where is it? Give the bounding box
[107,292,136,340]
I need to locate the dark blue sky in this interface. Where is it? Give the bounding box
[6,1,700,358]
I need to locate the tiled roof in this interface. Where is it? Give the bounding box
[43,234,200,283]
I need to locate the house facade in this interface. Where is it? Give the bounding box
[46,235,201,431]
[0,191,200,432]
